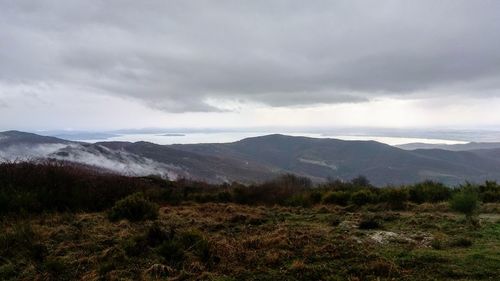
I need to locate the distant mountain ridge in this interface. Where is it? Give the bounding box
[2,130,500,185]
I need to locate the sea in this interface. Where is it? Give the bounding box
[77,132,468,146]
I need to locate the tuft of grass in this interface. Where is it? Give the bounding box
[156,239,185,264]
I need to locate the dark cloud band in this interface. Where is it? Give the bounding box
[1,0,499,112]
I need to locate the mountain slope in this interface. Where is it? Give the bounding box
[173,134,500,185]
[3,131,500,185]
[0,130,71,146]
[97,141,277,183]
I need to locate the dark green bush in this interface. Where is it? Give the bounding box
[449,190,479,218]
[380,188,409,210]
[322,191,350,206]
[146,222,173,247]
[478,181,500,202]
[309,191,323,204]
[157,239,185,264]
[285,193,312,207]
[351,190,376,206]
[232,174,312,205]
[122,236,148,257]
[0,162,160,214]
[216,191,232,202]
[409,181,451,203]
[108,193,159,222]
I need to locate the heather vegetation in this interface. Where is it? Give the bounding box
[1,162,500,280]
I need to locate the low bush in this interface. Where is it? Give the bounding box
[449,190,479,219]
[157,240,185,264]
[322,191,350,206]
[478,181,500,203]
[122,236,148,257]
[380,188,409,210]
[351,190,376,206]
[285,193,313,207]
[108,193,159,222]
[409,181,451,203]
[309,191,323,204]
[146,222,173,246]
[0,162,161,214]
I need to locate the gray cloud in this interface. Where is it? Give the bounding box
[1,0,500,112]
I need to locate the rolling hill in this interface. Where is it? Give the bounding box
[2,131,500,185]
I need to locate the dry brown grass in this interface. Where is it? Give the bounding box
[2,202,500,280]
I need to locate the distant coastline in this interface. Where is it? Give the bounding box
[159,133,185,137]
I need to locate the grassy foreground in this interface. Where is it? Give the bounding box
[1,162,500,280]
[2,203,500,280]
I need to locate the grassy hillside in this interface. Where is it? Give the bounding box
[1,163,500,280]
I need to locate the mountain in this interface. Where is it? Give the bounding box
[3,131,500,185]
[397,142,500,151]
[0,131,276,183]
[172,134,500,185]
[0,130,71,146]
[96,141,277,183]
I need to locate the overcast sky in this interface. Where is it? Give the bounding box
[1,1,500,131]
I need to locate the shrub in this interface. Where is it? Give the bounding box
[322,191,350,206]
[309,191,323,205]
[108,193,159,222]
[351,190,376,206]
[0,162,160,214]
[157,240,185,264]
[380,188,409,210]
[478,181,500,203]
[285,193,312,207]
[481,190,500,203]
[122,236,148,257]
[449,190,479,219]
[409,181,451,203]
[232,174,312,205]
[216,191,232,202]
[146,222,173,247]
